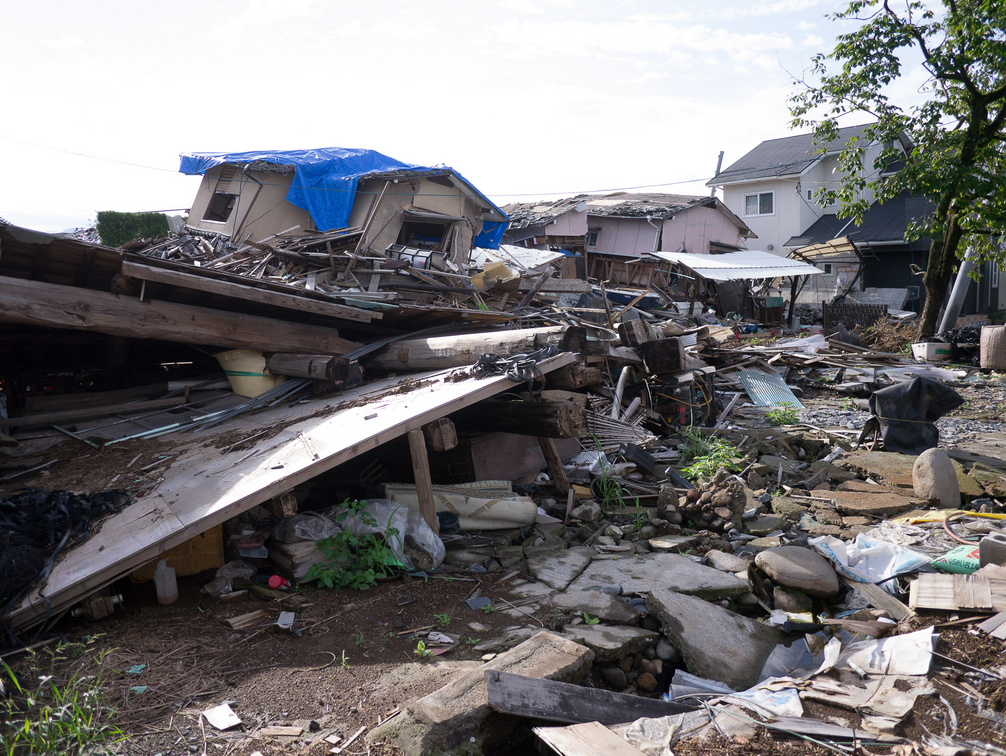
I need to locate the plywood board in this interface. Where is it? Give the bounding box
[909,573,1006,613]
[8,354,575,629]
[534,721,645,756]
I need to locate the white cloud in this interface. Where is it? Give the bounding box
[42,35,84,52]
[497,0,545,13]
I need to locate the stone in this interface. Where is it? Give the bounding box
[773,586,813,613]
[655,638,680,665]
[566,553,748,600]
[771,497,809,523]
[746,515,788,536]
[617,655,634,673]
[755,546,840,598]
[639,658,656,676]
[496,546,525,569]
[746,536,782,550]
[747,471,766,490]
[565,625,658,663]
[600,667,627,689]
[526,546,594,590]
[647,590,784,690]
[808,524,843,538]
[647,534,698,553]
[637,672,658,692]
[571,501,602,522]
[704,550,750,574]
[368,631,593,754]
[913,448,960,508]
[548,590,641,624]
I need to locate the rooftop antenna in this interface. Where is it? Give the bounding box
[710,151,724,197]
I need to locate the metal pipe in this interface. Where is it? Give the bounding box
[938,246,979,334]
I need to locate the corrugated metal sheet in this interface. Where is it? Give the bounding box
[650,249,823,281]
[737,369,804,409]
[470,244,566,272]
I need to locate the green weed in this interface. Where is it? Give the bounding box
[433,613,451,629]
[306,499,404,590]
[414,641,433,660]
[0,638,124,756]
[765,402,799,426]
[581,612,600,625]
[678,428,742,480]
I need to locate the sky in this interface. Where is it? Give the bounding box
[0,0,930,233]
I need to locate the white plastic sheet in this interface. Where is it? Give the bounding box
[811,533,931,594]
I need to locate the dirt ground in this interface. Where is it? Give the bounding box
[5,357,1006,755]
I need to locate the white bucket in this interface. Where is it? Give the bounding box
[215,349,286,398]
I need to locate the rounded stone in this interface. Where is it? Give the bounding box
[600,667,627,689]
[773,585,813,613]
[655,638,680,664]
[913,448,960,508]
[755,545,840,597]
[636,672,658,692]
[617,655,634,673]
[639,658,656,676]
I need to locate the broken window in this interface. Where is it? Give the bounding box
[585,231,599,248]
[743,191,774,217]
[202,166,239,223]
[397,220,448,250]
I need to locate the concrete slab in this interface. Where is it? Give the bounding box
[368,631,593,754]
[563,625,659,663]
[647,589,783,690]
[548,590,642,624]
[526,546,594,590]
[567,553,748,600]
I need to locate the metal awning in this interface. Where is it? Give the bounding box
[791,236,858,260]
[649,249,824,281]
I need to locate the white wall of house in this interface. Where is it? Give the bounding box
[187,166,313,242]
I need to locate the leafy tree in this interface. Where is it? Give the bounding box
[791,0,1006,337]
[95,210,170,248]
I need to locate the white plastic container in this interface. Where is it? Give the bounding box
[214,349,287,398]
[153,559,178,605]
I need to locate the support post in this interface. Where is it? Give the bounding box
[408,428,439,535]
[537,436,570,497]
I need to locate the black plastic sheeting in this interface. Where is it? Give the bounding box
[865,377,964,454]
[1,488,128,642]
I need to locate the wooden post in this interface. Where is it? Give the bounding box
[537,437,570,497]
[408,428,439,535]
[788,275,800,328]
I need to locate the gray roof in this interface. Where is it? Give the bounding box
[785,190,934,248]
[708,123,876,187]
[500,196,587,230]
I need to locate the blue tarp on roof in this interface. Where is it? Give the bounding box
[179,147,508,246]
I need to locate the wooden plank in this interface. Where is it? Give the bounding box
[977,609,1006,635]
[408,428,438,535]
[485,670,694,726]
[538,437,570,496]
[7,353,576,629]
[534,721,645,756]
[0,275,362,356]
[843,577,913,620]
[0,397,185,429]
[121,258,377,323]
[909,573,1006,612]
[954,574,993,610]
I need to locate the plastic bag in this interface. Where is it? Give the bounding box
[862,377,964,454]
[931,544,980,574]
[403,508,446,570]
[271,512,339,543]
[811,534,931,594]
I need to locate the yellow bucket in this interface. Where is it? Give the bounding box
[215,349,286,398]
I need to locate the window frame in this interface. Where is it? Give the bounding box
[743,191,775,218]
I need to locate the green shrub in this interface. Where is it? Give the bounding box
[306,499,403,590]
[678,427,742,480]
[765,402,799,426]
[95,211,169,248]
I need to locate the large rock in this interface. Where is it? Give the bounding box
[548,590,641,624]
[913,448,960,508]
[704,550,750,574]
[563,625,658,663]
[754,545,840,598]
[567,553,748,600]
[367,631,593,754]
[526,546,594,589]
[647,589,783,690]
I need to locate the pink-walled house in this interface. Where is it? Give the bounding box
[502,193,754,287]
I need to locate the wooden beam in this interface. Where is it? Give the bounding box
[537,437,570,496]
[408,428,439,535]
[534,722,646,756]
[361,326,585,373]
[0,275,362,356]
[486,671,694,726]
[120,259,376,324]
[452,399,587,438]
[266,353,351,382]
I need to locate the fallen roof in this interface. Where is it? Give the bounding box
[7,352,577,630]
[469,244,567,272]
[649,249,824,281]
[179,147,508,235]
[708,123,876,186]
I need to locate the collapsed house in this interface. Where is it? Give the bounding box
[502,193,754,289]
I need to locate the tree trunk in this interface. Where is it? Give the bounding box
[919,210,965,338]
